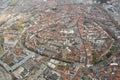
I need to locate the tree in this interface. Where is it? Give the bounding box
[91,52,100,65]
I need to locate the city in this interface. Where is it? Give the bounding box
[0,0,120,80]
